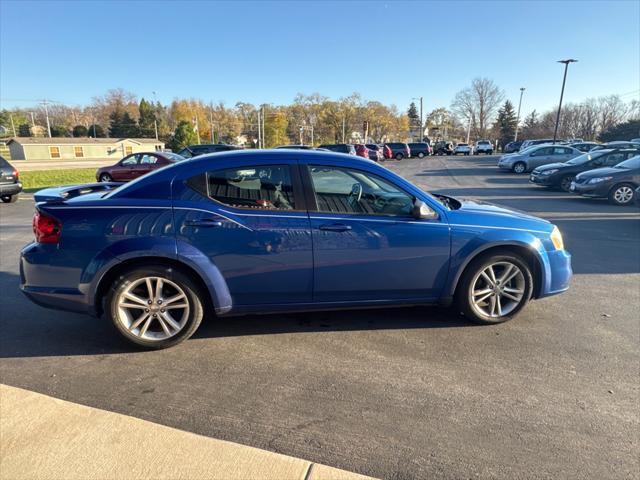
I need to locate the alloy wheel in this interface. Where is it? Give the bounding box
[560,176,574,192]
[513,162,526,174]
[613,186,634,204]
[469,262,525,318]
[116,276,190,341]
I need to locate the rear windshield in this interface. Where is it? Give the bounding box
[0,156,9,168]
[457,143,468,147]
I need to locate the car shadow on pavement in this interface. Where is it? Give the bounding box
[0,270,476,359]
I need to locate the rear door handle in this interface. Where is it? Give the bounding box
[185,218,223,228]
[319,223,351,232]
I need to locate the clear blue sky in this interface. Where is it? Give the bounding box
[1,0,638,114]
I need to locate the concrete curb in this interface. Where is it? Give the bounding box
[0,384,376,480]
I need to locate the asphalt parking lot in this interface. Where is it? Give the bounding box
[1,154,638,480]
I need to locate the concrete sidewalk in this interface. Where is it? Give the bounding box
[0,384,376,480]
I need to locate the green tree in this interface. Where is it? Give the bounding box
[87,124,106,137]
[494,100,517,149]
[18,124,31,137]
[598,119,640,142]
[138,98,157,138]
[50,125,70,137]
[407,102,420,138]
[72,125,88,137]
[168,120,198,151]
[109,110,139,137]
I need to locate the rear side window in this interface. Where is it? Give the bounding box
[207,165,296,210]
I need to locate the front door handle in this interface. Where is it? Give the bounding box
[319,223,351,232]
[185,218,223,228]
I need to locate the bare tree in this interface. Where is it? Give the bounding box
[451,78,504,139]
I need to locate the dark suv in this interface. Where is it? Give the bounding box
[0,156,22,203]
[408,142,431,158]
[318,144,357,155]
[177,144,242,158]
[384,142,411,160]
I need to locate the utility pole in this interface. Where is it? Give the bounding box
[466,116,472,145]
[152,91,159,140]
[9,114,16,136]
[261,106,265,148]
[257,110,261,149]
[514,87,525,142]
[553,59,577,144]
[299,126,304,145]
[311,124,314,146]
[41,100,52,138]
[342,117,346,143]
[30,112,36,127]
[210,111,214,143]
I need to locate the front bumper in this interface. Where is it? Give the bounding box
[570,181,609,198]
[529,173,556,186]
[0,182,22,196]
[540,249,573,297]
[498,162,513,170]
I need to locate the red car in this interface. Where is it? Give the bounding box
[96,152,186,182]
[353,144,370,159]
[382,144,393,160]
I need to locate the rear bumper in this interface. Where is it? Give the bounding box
[0,182,22,196]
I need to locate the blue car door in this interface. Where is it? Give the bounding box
[302,163,451,302]
[174,161,313,306]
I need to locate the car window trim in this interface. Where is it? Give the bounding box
[302,164,417,219]
[199,162,308,214]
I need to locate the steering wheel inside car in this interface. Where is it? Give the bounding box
[348,183,363,211]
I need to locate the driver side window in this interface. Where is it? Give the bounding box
[308,165,414,216]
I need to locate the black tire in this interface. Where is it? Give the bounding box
[608,183,636,206]
[455,252,533,325]
[395,153,404,161]
[418,152,425,158]
[99,173,113,182]
[513,162,527,174]
[105,266,204,349]
[1,194,18,203]
[559,175,574,192]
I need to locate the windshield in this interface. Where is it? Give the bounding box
[165,152,187,162]
[614,156,640,169]
[566,151,606,165]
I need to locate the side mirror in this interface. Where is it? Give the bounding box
[412,200,438,220]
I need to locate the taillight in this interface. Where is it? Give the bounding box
[13,169,19,178]
[33,211,61,244]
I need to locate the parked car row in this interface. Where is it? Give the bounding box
[496,140,640,206]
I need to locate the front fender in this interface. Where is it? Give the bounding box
[444,228,550,299]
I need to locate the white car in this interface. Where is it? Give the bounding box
[453,143,471,155]
[474,140,494,155]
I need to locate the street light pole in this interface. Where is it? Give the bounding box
[514,87,525,142]
[553,59,577,144]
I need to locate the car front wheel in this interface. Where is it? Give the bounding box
[99,173,113,182]
[513,162,526,174]
[560,175,574,192]
[106,266,204,349]
[456,253,533,324]
[1,194,18,203]
[609,183,636,206]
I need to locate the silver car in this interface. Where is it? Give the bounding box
[498,144,581,173]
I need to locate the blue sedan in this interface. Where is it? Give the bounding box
[21,150,572,348]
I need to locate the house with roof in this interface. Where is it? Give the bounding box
[6,137,165,161]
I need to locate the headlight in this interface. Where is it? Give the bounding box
[550,226,564,251]
[541,169,558,176]
[588,176,612,184]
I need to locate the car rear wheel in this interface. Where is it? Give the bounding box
[395,153,404,161]
[560,175,574,192]
[608,183,636,206]
[99,173,113,182]
[456,253,533,324]
[418,152,425,158]
[106,266,204,349]
[513,162,526,174]
[1,194,18,203]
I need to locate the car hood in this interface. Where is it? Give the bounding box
[443,196,552,233]
[575,167,625,179]
[534,162,567,172]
